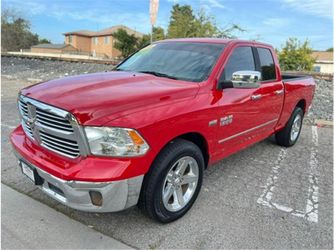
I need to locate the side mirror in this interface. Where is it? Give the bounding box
[218,70,262,89]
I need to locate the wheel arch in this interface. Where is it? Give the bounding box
[176,132,209,168]
[151,131,210,169]
[296,99,306,113]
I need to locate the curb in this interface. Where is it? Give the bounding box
[314,119,333,128]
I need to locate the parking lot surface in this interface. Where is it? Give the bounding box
[1,77,333,249]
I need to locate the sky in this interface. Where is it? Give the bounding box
[2,0,333,50]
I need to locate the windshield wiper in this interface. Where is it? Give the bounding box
[138,71,179,80]
[113,68,124,71]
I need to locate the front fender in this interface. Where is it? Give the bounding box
[104,92,220,171]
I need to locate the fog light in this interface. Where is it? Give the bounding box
[89,191,103,206]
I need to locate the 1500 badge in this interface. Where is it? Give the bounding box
[220,115,233,126]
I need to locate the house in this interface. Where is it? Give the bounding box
[63,25,144,58]
[31,43,78,54]
[312,51,333,74]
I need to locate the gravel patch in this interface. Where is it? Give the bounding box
[1,56,332,122]
[1,56,113,81]
[307,78,333,122]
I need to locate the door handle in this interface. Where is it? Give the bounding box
[275,89,284,95]
[251,94,262,100]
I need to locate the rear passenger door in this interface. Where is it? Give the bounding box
[254,46,284,129]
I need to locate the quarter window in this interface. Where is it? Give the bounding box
[221,46,255,81]
[257,48,276,81]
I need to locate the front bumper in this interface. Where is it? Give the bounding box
[14,149,143,212]
[10,124,146,212]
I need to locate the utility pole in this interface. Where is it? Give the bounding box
[149,0,159,43]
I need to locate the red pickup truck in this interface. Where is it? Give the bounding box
[11,39,315,222]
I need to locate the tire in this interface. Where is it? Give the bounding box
[138,138,204,223]
[275,107,304,147]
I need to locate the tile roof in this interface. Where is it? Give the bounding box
[64,25,144,38]
[312,51,333,62]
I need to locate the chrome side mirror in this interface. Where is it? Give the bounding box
[218,70,262,89]
[231,70,261,88]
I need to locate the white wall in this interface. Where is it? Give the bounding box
[313,62,334,74]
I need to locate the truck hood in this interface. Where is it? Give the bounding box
[21,71,199,125]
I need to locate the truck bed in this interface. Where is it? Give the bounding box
[281,73,313,82]
[277,74,315,132]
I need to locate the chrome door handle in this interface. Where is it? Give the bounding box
[275,89,284,95]
[251,94,262,100]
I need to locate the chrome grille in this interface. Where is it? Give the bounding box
[18,95,87,158]
[39,131,80,158]
[19,99,29,118]
[22,120,34,138]
[36,108,74,132]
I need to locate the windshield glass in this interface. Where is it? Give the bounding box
[116,42,225,82]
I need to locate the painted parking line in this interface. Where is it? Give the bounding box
[304,126,319,222]
[257,148,287,205]
[257,126,319,223]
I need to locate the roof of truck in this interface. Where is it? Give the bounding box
[157,38,272,47]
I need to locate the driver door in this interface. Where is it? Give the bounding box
[216,46,274,158]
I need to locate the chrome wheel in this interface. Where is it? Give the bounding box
[290,114,302,142]
[162,156,199,212]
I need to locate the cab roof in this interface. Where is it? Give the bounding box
[157,38,272,48]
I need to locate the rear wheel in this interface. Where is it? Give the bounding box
[139,139,204,223]
[275,107,304,147]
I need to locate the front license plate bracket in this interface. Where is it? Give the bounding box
[20,161,44,185]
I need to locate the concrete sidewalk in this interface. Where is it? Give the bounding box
[1,184,133,249]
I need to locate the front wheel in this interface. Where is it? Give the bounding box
[275,107,304,147]
[138,139,204,223]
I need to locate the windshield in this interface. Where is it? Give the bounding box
[116,42,225,82]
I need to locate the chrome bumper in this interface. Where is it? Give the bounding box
[14,150,144,212]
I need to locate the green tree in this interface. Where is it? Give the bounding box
[137,27,165,49]
[1,9,41,51]
[167,4,243,39]
[194,10,244,38]
[137,34,150,49]
[326,47,333,52]
[218,24,244,38]
[112,29,138,57]
[193,9,219,37]
[167,4,196,38]
[152,26,165,41]
[38,38,51,44]
[278,38,315,71]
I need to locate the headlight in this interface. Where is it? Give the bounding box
[84,127,149,157]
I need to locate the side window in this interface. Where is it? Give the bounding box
[313,65,321,72]
[257,48,276,81]
[93,37,98,45]
[221,46,255,81]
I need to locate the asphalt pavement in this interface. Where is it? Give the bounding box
[1,77,333,249]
